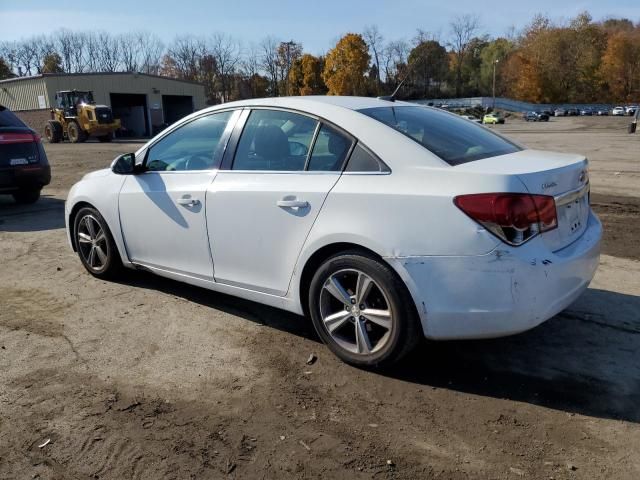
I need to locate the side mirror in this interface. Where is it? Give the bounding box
[111,153,136,174]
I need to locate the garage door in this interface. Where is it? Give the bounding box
[110,93,149,137]
[162,95,194,127]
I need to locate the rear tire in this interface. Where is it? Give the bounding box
[73,206,122,279]
[308,251,421,367]
[44,121,62,143]
[67,121,87,143]
[12,188,41,204]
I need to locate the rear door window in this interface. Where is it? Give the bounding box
[359,106,521,166]
[232,109,318,171]
[307,125,353,171]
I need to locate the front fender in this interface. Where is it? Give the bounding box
[65,172,131,267]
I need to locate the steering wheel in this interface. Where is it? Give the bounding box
[185,155,211,171]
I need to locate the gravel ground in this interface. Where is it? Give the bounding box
[0,116,639,479]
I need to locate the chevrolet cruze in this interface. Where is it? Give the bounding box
[65,97,601,366]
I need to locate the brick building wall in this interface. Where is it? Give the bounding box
[15,109,52,135]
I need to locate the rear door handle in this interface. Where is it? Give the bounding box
[176,197,200,207]
[277,199,309,208]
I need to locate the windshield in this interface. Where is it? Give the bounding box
[359,106,521,166]
[72,91,94,105]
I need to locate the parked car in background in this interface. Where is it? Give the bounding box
[524,111,550,122]
[612,106,626,116]
[0,105,51,203]
[65,96,601,367]
[482,112,505,124]
[625,106,638,116]
[554,108,567,117]
[567,108,580,116]
[595,108,609,116]
[460,114,482,123]
[579,108,593,116]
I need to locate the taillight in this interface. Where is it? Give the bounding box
[454,193,558,246]
[0,133,37,144]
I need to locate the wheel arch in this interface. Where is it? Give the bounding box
[68,201,96,252]
[297,242,390,318]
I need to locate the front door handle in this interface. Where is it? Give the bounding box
[277,198,309,208]
[177,197,200,207]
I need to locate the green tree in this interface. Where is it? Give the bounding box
[41,53,64,73]
[323,33,370,96]
[478,38,513,96]
[0,57,13,80]
[407,40,448,98]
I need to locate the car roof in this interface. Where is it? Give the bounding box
[207,95,416,112]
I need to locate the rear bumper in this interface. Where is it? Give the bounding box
[387,211,602,340]
[0,165,51,192]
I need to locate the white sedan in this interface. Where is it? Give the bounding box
[65,97,601,366]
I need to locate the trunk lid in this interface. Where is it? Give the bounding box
[456,149,590,251]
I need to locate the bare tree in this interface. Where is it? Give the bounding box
[137,32,164,75]
[15,39,40,76]
[209,33,241,102]
[167,35,206,80]
[85,32,100,72]
[450,14,480,96]
[260,36,280,96]
[363,25,384,88]
[119,33,140,72]
[54,30,75,73]
[242,42,260,78]
[97,31,121,72]
[69,32,86,72]
[382,39,409,87]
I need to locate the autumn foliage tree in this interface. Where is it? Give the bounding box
[289,54,326,95]
[599,30,640,102]
[323,34,370,96]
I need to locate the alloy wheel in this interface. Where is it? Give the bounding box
[77,214,108,271]
[319,268,393,355]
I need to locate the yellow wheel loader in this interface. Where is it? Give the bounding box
[44,90,120,143]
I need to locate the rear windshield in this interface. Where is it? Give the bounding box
[359,106,521,166]
[0,107,27,128]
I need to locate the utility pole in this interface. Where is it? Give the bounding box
[492,59,499,110]
[282,40,296,96]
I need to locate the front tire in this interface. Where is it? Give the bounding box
[67,121,87,143]
[44,121,62,143]
[73,207,121,279]
[308,251,421,367]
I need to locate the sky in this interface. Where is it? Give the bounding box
[2,0,639,54]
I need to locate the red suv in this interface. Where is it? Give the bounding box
[0,105,51,203]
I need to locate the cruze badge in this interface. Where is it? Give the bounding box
[541,182,557,190]
[579,170,587,184]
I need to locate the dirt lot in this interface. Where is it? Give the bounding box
[1,116,639,479]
